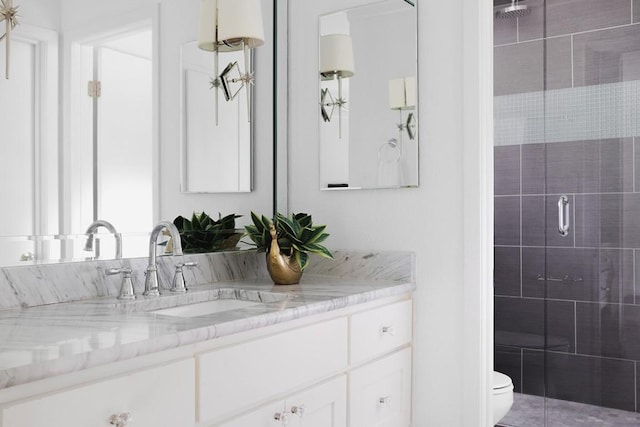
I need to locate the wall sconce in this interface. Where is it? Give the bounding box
[389,76,416,140]
[198,0,264,124]
[0,0,19,80]
[319,34,354,139]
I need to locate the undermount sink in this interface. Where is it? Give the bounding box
[151,299,264,317]
[147,289,292,318]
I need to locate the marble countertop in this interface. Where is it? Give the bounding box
[0,275,414,390]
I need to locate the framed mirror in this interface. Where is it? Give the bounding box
[318,0,418,190]
[180,42,253,193]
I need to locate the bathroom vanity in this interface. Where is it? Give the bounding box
[0,251,414,426]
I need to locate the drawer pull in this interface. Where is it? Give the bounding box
[274,411,290,425]
[290,404,306,418]
[109,412,132,426]
[380,325,396,336]
[378,396,392,407]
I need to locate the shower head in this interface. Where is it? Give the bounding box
[496,0,531,19]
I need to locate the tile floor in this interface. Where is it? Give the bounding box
[498,393,640,427]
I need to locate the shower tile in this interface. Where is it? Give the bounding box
[495,246,521,296]
[635,139,640,191]
[575,193,640,248]
[495,296,575,352]
[574,25,640,87]
[493,13,518,46]
[545,36,573,91]
[522,195,576,247]
[494,41,544,96]
[542,352,636,412]
[546,140,600,194]
[495,345,522,393]
[495,196,521,246]
[494,145,521,196]
[522,143,545,194]
[522,350,545,396]
[517,3,544,42]
[546,0,632,38]
[576,302,640,360]
[525,248,634,303]
[495,296,545,345]
[522,196,545,246]
[601,138,634,193]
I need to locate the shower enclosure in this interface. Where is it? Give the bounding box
[493,0,640,425]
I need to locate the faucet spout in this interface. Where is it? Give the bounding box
[84,219,122,259]
[143,221,183,296]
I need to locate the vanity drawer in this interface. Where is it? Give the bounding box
[349,348,412,427]
[197,317,348,423]
[350,299,412,364]
[1,358,195,427]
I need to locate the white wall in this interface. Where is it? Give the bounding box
[287,0,493,425]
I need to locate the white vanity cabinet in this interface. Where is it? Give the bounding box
[0,358,195,427]
[0,294,412,427]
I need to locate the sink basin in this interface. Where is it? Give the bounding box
[147,289,294,318]
[151,299,264,317]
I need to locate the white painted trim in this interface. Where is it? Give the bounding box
[11,24,59,246]
[462,0,494,425]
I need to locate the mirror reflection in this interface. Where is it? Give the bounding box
[319,0,418,190]
[180,43,252,193]
[0,0,270,268]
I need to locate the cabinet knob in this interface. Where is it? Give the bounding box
[381,325,396,336]
[109,412,132,426]
[273,411,290,425]
[378,396,392,407]
[290,404,306,418]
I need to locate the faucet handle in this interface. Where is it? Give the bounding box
[106,268,136,300]
[170,262,198,293]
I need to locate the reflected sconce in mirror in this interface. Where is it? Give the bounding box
[198,0,264,123]
[0,0,19,79]
[319,34,354,139]
[389,76,416,140]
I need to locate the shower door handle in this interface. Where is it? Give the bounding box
[558,195,569,236]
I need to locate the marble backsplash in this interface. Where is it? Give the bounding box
[0,250,414,311]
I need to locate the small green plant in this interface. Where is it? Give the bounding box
[172,211,242,253]
[244,212,333,270]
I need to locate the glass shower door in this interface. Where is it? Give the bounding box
[494,0,640,425]
[540,0,640,423]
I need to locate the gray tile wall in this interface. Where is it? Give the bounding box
[494,0,640,414]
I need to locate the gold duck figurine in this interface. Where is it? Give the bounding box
[266,224,302,285]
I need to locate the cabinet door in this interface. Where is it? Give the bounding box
[1,359,195,427]
[286,376,347,427]
[350,300,412,364]
[217,400,286,427]
[198,317,348,423]
[349,348,412,427]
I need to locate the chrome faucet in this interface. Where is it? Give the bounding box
[84,219,122,260]
[143,221,183,296]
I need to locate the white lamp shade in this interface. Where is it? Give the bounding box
[388,78,405,110]
[404,76,416,109]
[217,0,265,52]
[320,34,354,78]
[198,0,217,51]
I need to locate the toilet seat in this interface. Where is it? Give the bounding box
[493,371,513,395]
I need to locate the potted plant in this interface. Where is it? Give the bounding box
[244,212,333,285]
[167,211,243,253]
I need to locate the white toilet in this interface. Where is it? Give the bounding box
[493,371,514,424]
